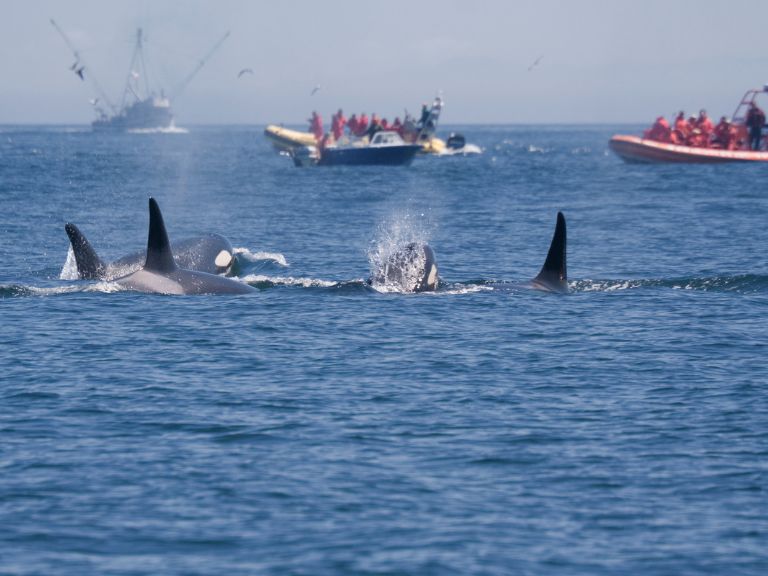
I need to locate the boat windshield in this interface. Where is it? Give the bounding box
[732,86,768,124]
[370,131,405,146]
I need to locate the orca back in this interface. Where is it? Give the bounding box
[144,198,178,273]
[532,212,567,292]
[114,198,254,295]
[64,223,106,279]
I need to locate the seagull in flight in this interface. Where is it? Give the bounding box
[75,66,85,81]
[527,55,544,72]
[237,68,254,78]
[310,84,321,96]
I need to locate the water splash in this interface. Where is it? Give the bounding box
[571,274,768,294]
[436,144,483,156]
[367,210,435,293]
[241,274,337,289]
[427,284,493,296]
[0,283,93,299]
[233,248,289,267]
[59,245,79,280]
[126,126,189,135]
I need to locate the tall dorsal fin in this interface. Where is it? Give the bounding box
[144,198,177,272]
[532,212,568,292]
[64,223,106,279]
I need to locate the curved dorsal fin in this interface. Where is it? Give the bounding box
[64,223,106,279]
[144,198,177,272]
[532,212,567,292]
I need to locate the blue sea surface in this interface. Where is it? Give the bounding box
[1,125,767,575]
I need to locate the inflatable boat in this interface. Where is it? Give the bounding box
[610,86,768,163]
[264,125,318,151]
[265,124,445,156]
[290,131,422,167]
[609,135,768,163]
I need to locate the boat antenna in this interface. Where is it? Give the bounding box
[170,31,230,100]
[49,18,117,115]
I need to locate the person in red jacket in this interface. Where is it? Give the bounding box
[643,116,671,142]
[696,109,714,147]
[308,111,323,140]
[713,116,736,150]
[356,113,369,137]
[685,115,701,146]
[671,111,687,144]
[331,108,346,140]
[347,114,358,135]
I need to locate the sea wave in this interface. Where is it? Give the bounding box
[126,126,189,134]
[571,274,768,293]
[241,274,338,289]
[233,248,289,267]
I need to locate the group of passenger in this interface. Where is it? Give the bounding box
[643,102,766,151]
[308,109,406,146]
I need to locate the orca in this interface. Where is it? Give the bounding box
[529,211,568,293]
[65,223,235,281]
[370,242,438,293]
[113,198,254,295]
[367,213,565,294]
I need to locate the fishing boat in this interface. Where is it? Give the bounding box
[610,87,768,163]
[92,92,174,132]
[290,131,422,167]
[51,21,228,132]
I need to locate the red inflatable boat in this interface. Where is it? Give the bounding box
[610,87,768,163]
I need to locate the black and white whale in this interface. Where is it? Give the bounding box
[112,198,254,295]
[65,223,235,281]
[369,243,439,293]
[368,211,567,294]
[528,211,567,293]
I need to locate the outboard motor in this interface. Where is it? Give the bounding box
[291,145,319,167]
[446,132,466,150]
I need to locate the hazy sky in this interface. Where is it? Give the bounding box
[2,0,767,124]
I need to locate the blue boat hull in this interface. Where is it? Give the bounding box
[318,144,421,166]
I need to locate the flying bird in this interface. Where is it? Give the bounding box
[310,84,321,96]
[237,68,254,78]
[75,66,85,81]
[527,55,544,72]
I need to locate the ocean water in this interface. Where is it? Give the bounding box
[1,125,766,575]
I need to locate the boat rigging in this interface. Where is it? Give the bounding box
[50,18,117,116]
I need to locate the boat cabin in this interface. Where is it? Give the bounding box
[369,131,407,147]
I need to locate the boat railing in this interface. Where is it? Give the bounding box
[731,87,768,124]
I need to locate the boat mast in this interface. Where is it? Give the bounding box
[49,18,118,115]
[121,28,151,109]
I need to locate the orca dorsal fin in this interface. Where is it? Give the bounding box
[64,223,106,279]
[532,212,567,292]
[144,198,178,273]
